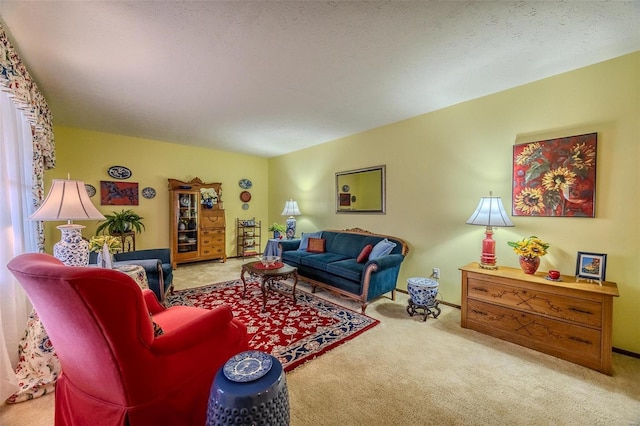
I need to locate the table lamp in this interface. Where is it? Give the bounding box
[466,191,514,269]
[281,199,301,240]
[29,178,105,266]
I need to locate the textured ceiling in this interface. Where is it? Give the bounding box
[1,1,638,158]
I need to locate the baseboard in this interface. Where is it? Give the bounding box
[613,347,640,358]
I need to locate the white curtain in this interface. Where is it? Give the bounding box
[0,89,38,400]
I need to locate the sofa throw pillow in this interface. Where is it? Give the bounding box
[306,238,326,253]
[298,231,323,251]
[357,244,373,263]
[369,238,397,260]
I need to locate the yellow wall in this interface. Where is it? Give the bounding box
[44,127,269,257]
[268,52,640,353]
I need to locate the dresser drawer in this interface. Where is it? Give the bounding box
[201,230,225,246]
[467,299,602,360]
[467,277,602,328]
[200,245,225,257]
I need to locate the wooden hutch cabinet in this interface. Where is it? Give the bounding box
[168,178,226,268]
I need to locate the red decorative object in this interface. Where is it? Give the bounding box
[512,132,597,217]
[253,261,284,270]
[519,256,541,274]
[166,279,379,372]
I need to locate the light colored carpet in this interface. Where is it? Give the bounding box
[1,257,639,425]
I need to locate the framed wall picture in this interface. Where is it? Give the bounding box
[100,181,139,205]
[339,193,351,207]
[575,251,607,284]
[512,132,597,217]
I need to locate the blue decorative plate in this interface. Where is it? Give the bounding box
[242,203,250,210]
[239,178,252,189]
[107,165,132,180]
[142,187,156,199]
[85,184,96,197]
[223,351,272,382]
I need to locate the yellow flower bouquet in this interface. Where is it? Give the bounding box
[507,236,549,259]
[89,235,122,254]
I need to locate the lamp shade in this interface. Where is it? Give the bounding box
[466,195,514,228]
[29,179,105,222]
[280,200,301,217]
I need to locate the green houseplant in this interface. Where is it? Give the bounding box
[96,209,146,235]
[268,223,286,239]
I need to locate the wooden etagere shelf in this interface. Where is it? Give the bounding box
[237,218,261,259]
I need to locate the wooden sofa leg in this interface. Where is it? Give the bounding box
[391,290,396,301]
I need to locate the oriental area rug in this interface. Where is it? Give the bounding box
[165,280,379,371]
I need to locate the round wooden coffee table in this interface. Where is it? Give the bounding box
[240,261,298,312]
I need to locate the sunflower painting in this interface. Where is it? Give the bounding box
[512,132,597,217]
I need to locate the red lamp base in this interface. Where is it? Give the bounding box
[478,226,499,270]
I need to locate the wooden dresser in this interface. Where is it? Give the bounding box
[459,263,619,375]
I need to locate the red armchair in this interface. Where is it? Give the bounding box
[7,253,248,425]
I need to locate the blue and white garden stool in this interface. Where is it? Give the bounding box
[406,277,441,321]
[207,351,290,426]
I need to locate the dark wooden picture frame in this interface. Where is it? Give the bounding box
[575,251,607,283]
[512,132,597,217]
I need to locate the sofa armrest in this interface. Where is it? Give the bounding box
[143,289,165,314]
[366,253,404,270]
[115,248,172,265]
[279,240,301,252]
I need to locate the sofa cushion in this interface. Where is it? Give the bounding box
[282,249,315,265]
[370,238,397,259]
[357,244,373,263]
[326,259,365,282]
[298,232,323,251]
[301,253,350,271]
[307,238,326,253]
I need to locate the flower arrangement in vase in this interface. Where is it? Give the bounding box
[89,235,122,268]
[268,223,286,239]
[507,236,549,274]
[200,187,218,208]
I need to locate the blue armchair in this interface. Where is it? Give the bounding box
[114,249,173,300]
[89,248,173,301]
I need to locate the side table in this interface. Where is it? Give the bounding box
[263,239,282,257]
[114,264,149,290]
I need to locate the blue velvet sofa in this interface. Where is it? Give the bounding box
[279,228,408,313]
[89,248,173,301]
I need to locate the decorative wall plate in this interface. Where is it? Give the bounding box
[223,351,272,382]
[242,203,250,210]
[239,178,252,189]
[342,185,350,192]
[85,184,96,197]
[141,187,156,199]
[179,195,190,207]
[240,191,252,202]
[107,165,132,180]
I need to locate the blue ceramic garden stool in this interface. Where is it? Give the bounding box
[206,351,290,426]
[406,277,441,321]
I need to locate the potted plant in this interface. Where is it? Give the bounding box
[268,223,286,239]
[96,209,146,235]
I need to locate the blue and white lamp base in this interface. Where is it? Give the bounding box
[53,224,90,266]
[285,217,296,240]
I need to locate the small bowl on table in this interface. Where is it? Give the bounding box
[260,256,280,267]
